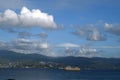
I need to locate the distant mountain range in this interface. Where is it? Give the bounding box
[0,50,120,69]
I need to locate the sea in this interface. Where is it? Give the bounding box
[0,68,120,80]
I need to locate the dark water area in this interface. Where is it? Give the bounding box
[0,68,120,80]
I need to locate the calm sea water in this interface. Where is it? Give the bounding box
[0,68,120,80]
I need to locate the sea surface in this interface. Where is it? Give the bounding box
[0,68,120,80]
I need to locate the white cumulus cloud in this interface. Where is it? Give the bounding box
[0,6,57,29]
[87,28,106,41]
[73,26,106,41]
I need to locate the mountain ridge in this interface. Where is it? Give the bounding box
[0,50,120,69]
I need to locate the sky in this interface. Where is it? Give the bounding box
[0,0,120,58]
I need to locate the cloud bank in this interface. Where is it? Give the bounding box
[0,6,57,29]
[0,39,99,57]
[9,39,51,55]
[1,38,120,58]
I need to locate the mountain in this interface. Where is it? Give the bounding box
[0,50,51,63]
[0,50,120,69]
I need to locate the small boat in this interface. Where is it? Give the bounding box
[64,66,80,71]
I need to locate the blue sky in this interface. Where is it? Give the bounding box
[0,0,120,58]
